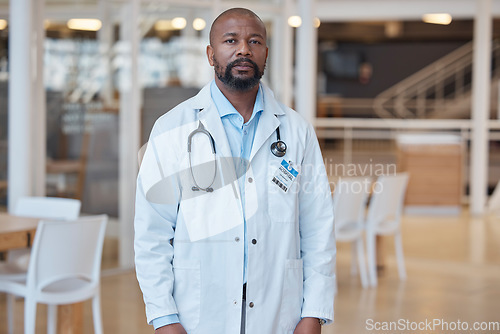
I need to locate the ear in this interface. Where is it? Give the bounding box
[207,45,215,66]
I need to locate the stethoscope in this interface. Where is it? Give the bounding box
[188,120,287,192]
[187,122,217,192]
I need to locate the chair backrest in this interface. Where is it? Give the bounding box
[487,180,500,213]
[26,215,108,292]
[138,142,147,168]
[333,177,371,240]
[366,173,409,232]
[13,197,81,220]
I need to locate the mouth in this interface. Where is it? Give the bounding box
[231,61,254,71]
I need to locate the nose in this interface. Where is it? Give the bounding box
[237,41,251,57]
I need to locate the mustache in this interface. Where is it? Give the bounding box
[227,58,259,70]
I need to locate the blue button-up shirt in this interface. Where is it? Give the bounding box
[212,80,263,285]
[152,81,263,330]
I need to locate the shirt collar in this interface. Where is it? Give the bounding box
[210,80,264,124]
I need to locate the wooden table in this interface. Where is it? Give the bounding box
[0,212,84,334]
[0,212,38,252]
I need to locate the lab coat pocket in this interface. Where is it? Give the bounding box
[173,259,201,331]
[279,259,304,330]
[268,166,299,223]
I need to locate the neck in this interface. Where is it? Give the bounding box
[215,78,259,123]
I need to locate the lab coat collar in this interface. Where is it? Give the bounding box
[192,81,285,163]
[191,81,284,116]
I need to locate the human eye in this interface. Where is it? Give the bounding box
[250,39,261,44]
[225,39,235,44]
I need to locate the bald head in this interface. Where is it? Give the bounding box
[209,8,266,46]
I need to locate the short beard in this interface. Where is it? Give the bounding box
[214,57,264,91]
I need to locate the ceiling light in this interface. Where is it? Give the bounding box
[0,19,7,30]
[313,17,321,29]
[288,16,302,28]
[172,17,187,30]
[385,21,403,38]
[422,13,452,25]
[193,18,206,31]
[67,19,102,31]
[155,20,174,31]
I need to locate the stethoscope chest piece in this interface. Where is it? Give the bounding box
[271,125,287,157]
[271,140,287,157]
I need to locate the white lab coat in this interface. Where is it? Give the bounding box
[134,82,336,334]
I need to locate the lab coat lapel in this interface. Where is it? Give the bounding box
[196,93,241,200]
[198,104,232,159]
[249,85,283,162]
[190,83,234,160]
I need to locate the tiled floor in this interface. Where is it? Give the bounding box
[325,211,500,334]
[1,210,500,333]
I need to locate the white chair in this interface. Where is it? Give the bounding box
[3,196,81,273]
[333,177,371,290]
[487,180,500,213]
[0,196,81,334]
[0,215,107,334]
[13,196,81,220]
[365,173,409,286]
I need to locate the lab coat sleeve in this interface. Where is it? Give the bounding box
[134,126,181,325]
[298,123,336,324]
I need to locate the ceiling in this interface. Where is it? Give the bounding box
[0,0,499,21]
[1,0,499,43]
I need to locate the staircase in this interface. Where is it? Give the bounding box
[373,40,500,119]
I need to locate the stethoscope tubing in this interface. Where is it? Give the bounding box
[188,122,217,192]
[187,120,287,192]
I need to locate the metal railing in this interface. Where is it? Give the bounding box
[373,41,500,119]
[315,117,500,165]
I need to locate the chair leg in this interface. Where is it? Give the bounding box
[24,297,37,334]
[92,293,104,334]
[333,262,338,295]
[366,231,378,286]
[350,242,358,276]
[356,238,369,288]
[7,294,15,334]
[394,231,407,281]
[47,304,57,334]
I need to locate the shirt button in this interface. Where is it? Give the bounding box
[249,302,254,308]
[233,300,238,305]
[235,237,240,242]
[248,177,253,183]
[252,239,257,245]
[244,130,248,135]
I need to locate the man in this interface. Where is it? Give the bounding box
[134,8,335,334]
